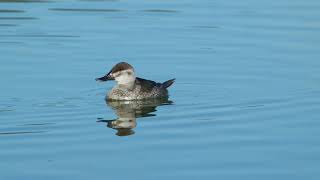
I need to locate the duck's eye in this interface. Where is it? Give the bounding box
[127,72,132,75]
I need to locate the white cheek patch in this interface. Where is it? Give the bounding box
[114,70,135,85]
[112,72,121,78]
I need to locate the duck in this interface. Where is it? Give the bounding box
[96,62,175,100]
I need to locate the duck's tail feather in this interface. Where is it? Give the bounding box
[162,78,175,89]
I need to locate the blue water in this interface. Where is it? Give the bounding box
[1,0,320,179]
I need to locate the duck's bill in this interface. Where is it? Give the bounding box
[95,74,114,81]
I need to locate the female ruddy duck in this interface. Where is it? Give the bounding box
[96,62,175,100]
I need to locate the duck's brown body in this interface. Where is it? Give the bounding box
[107,78,174,100]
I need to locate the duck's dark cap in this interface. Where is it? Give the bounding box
[95,62,133,82]
[110,62,134,74]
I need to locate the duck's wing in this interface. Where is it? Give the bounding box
[136,77,162,93]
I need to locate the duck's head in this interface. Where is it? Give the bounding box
[96,62,136,85]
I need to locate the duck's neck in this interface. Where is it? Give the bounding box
[118,79,136,90]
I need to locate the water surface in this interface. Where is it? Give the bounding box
[1,0,320,179]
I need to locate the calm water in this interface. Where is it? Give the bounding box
[1,0,320,179]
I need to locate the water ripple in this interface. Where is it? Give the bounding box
[0,131,47,136]
[0,41,23,44]
[0,9,25,13]
[49,8,125,12]
[0,34,79,38]
[78,0,118,1]
[0,0,52,2]
[17,123,56,126]
[0,24,18,26]
[191,25,219,29]
[0,17,37,20]
[141,9,179,13]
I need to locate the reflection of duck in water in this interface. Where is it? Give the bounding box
[97,98,172,136]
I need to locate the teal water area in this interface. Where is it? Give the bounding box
[0,0,320,179]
